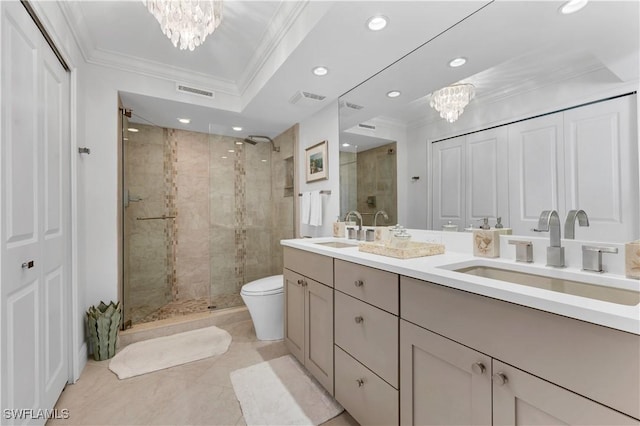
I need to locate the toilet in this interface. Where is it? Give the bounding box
[240,275,284,340]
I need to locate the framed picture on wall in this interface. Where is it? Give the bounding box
[305,140,328,182]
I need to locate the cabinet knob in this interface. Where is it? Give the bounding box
[354,316,364,324]
[354,280,364,287]
[492,372,508,386]
[471,362,486,375]
[21,260,35,269]
[356,378,365,387]
[297,279,303,285]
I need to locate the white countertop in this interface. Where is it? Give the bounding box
[281,236,640,335]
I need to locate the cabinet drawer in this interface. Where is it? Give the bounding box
[335,291,398,387]
[401,276,640,420]
[335,346,399,426]
[283,247,333,286]
[334,259,398,314]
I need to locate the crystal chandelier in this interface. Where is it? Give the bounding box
[144,0,223,51]
[429,84,475,123]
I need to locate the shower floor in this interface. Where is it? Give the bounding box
[137,294,244,324]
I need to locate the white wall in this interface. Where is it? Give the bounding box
[404,69,640,230]
[298,101,340,237]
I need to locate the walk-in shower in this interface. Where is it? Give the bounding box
[121,110,295,327]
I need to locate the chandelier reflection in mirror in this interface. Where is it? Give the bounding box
[144,0,223,51]
[429,84,475,123]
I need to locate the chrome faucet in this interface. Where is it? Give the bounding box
[534,210,565,267]
[344,211,364,240]
[373,210,389,227]
[564,209,589,239]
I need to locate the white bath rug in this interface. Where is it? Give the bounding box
[230,354,343,426]
[109,325,232,379]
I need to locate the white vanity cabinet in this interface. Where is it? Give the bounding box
[333,260,400,426]
[400,276,640,424]
[283,248,334,394]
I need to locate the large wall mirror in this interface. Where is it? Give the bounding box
[339,1,639,242]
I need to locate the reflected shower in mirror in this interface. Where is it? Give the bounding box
[339,129,397,226]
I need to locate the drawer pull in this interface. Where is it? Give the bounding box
[472,362,486,375]
[354,316,364,324]
[354,279,364,287]
[21,260,35,269]
[297,279,307,287]
[492,372,508,386]
[356,378,365,387]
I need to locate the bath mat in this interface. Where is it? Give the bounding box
[109,325,232,379]
[230,355,343,426]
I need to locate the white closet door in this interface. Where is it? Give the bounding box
[465,127,509,228]
[563,95,639,242]
[507,113,565,236]
[431,136,466,230]
[1,0,70,420]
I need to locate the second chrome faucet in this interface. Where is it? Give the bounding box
[534,209,590,268]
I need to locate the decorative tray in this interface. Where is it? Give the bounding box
[358,241,445,259]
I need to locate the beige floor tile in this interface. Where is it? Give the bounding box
[49,319,358,426]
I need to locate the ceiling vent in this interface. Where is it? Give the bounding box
[343,101,364,110]
[358,123,376,130]
[289,91,326,106]
[176,83,214,99]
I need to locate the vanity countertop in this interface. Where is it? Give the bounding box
[281,236,640,335]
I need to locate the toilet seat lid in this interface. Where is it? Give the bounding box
[241,275,284,295]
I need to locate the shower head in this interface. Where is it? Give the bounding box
[243,135,280,152]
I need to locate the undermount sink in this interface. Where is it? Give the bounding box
[313,241,358,249]
[453,265,640,306]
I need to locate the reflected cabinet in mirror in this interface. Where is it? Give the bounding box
[338,1,638,242]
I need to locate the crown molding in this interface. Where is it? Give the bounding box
[56,0,308,104]
[236,1,308,97]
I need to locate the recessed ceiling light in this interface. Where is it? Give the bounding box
[261,159,267,162]
[228,149,235,153]
[178,118,190,124]
[448,57,467,68]
[235,141,243,145]
[560,0,588,14]
[342,143,351,147]
[386,90,401,98]
[367,15,388,31]
[127,128,139,133]
[232,126,242,131]
[221,156,228,159]
[123,137,129,141]
[312,66,329,76]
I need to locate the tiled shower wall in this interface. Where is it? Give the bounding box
[124,124,295,324]
[124,124,173,323]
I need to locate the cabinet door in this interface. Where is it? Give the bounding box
[283,269,305,363]
[400,320,491,426]
[492,360,638,426]
[466,127,509,227]
[305,279,334,395]
[507,113,565,236]
[431,136,466,230]
[563,95,638,242]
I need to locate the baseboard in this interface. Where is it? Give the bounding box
[73,342,88,383]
